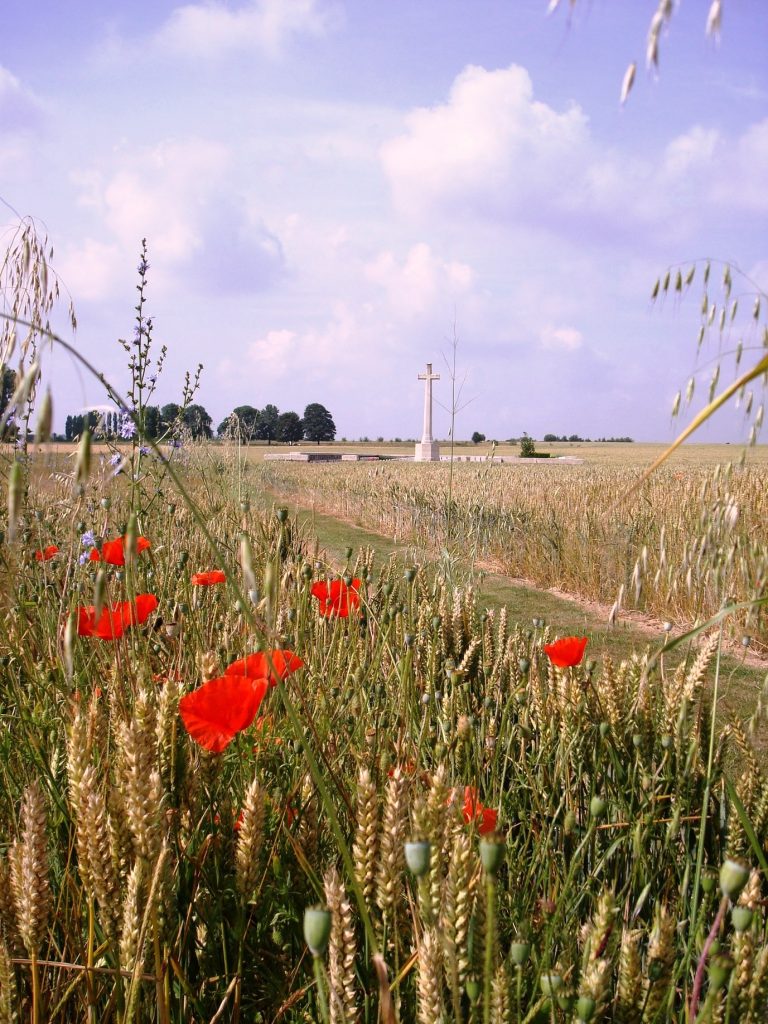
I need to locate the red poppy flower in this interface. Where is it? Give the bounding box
[179,674,268,753]
[462,786,498,835]
[225,649,304,687]
[76,594,158,640]
[543,636,588,669]
[89,535,151,566]
[191,570,226,586]
[34,545,59,561]
[310,578,361,618]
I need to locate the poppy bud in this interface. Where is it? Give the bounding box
[404,567,416,583]
[404,840,431,877]
[719,858,750,899]
[276,507,288,523]
[303,906,331,957]
[518,657,530,674]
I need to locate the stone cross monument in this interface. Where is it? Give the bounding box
[415,362,440,462]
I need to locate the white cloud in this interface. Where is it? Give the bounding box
[381,65,590,221]
[0,65,44,132]
[540,325,583,351]
[381,64,768,235]
[63,137,284,301]
[153,0,336,59]
[365,243,474,318]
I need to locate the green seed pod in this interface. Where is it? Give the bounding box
[303,909,331,954]
[719,857,750,899]
[563,809,577,836]
[101,497,111,510]
[76,429,92,486]
[344,546,353,560]
[236,533,255,593]
[700,867,717,894]
[731,905,753,932]
[599,722,610,739]
[479,835,505,875]
[404,567,416,583]
[34,388,53,444]
[276,507,288,523]
[708,954,734,991]
[510,939,531,966]
[124,513,138,560]
[539,972,563,998]
[590,795,608,820]
[93,568,107,620]
[576,996,596,1022]
[518,657,530,674]
[404,840,431,877]
[465,977,481,1003]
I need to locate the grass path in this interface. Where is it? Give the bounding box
[264,493,767,742]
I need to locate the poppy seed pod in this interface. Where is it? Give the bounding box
[510,939,531,966]
[404,840,431,877]
[303,906,331,957]
[465,977,481,1003]
[539,972,563,998]
[479,835,505,875]
[731,906,753,932]
[700,867,717,894]
[590,795,608,819]
[276,507,288,523]
[719,858,750,899]
[708,954,734,991]
[576,995,596,1022]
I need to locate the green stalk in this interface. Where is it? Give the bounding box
[483,874,495,1024]
[313,956,331,1024]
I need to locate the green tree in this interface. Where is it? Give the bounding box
[258,404,280,445]
[183,403,212,439]
[277,411,303,444]
[471,431,485,444]
[218,405,261,442]
[161,403,182,430]
[519,433,536,458]
[302,403,336,444]
[142,405,161,440]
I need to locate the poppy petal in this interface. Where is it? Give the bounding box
[225,649,304,686]
[179,674,268,753]
[191,570,227,586]
[543,636,588,669]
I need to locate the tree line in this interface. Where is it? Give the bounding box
[62,402,336,444]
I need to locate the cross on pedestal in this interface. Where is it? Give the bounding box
[415,362,441,462]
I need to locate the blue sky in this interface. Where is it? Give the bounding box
[1,0,767,441]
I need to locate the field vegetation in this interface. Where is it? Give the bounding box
[257,454,768,656]
[0,434,764,1022]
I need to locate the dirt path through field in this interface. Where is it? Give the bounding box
[265,489,767,673]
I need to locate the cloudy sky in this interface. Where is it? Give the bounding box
[1,0,767,442]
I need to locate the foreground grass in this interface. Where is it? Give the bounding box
[0,444,766,1021]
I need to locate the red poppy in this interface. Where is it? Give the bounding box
[179,674,268,753]
[76,594,158,640]
[89,535,151,566]
[34,545,59,561]
[191,570,226,586]
[311,578,361,618]
[543,636,588,669]
[462,786,498,835]
[225,649,304,687]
